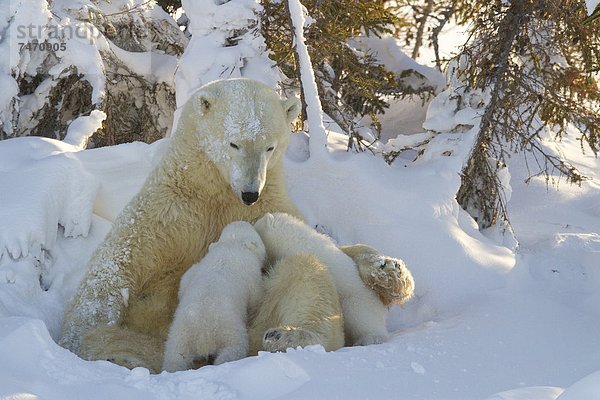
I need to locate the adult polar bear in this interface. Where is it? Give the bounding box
[60,78,408,372]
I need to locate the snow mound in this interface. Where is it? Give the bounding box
[0,142,99,260]
[64,110,107,149]
[0,317,237,400]
[485,371,600,400]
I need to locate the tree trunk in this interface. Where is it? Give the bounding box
[456,0,530,228]
[412,0,434,59]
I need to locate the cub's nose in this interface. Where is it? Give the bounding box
[241,191,259,205]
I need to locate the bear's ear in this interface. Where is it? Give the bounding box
[281,97,301,124]
[194,92,213,116]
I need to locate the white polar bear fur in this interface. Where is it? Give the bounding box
[59,78,411,372]
[254,213,389,346]
[60,78,303,372]
[163,221,265,372]
[248,252,345,355]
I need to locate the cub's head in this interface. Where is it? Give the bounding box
[183,78,300,206]
[211,220,266,259]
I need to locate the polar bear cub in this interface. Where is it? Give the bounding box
[163,221,265,372]
[254,213,389,346]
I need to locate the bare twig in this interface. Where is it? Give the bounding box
[411,0,434,59]
[103,1,153,17]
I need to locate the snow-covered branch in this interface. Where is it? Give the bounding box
[285,0,328,157]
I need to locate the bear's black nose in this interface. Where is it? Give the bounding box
[241,191,259,205]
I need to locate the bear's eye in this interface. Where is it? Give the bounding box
[230,142,239,150]
[266,146,275,152]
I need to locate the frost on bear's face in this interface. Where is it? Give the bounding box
[188,79,300,206]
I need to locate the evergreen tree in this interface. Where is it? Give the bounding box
[156,0,182,14]
[452,0,600,228]
[261,0,435,149]
[392,0,476,68]
[175,0,277,108]
[0,0,186,147]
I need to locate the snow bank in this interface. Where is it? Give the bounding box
[485,371,600,400]
[64,110,107,149]
[0,317,337,400]
[0,142,99,260]
[0,136,165,343]
[485,387,564,400]
[288,130,514,320]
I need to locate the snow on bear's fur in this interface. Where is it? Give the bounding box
[163,221,265,372]
[254,213,402,346]
[58,78,412,373]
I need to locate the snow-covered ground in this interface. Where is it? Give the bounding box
[1,1,599,399]
[0,115,598,399]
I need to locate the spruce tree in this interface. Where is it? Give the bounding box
[452,0,600,228]
[0,0,186,147]
[392,0,476,68]
[261,0,434,149]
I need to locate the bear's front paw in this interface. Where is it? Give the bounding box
[262,327,292,352]
[357,254,415,308]
[262,326,322,353]
[353,334,388,347]
[263,329,283,343]
[105,354,145,370]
